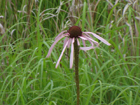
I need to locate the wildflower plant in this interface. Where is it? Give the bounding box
[46,26,110,105]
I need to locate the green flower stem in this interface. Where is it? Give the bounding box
[74,39,80,105]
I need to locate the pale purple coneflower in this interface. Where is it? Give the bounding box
[46,26,111,68]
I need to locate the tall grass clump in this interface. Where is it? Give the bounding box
[0,0,140,105]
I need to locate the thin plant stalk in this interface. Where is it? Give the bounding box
[74,39,80,105]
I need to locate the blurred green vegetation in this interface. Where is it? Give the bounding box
[0,0,140,105]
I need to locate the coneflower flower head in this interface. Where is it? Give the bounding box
[68,26,82,38]
[46,26,111,68]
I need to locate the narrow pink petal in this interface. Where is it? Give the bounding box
[46,35,66,58]
[83,32,111,46]
[79,36,87,40]
[55,40,69,68]
[80,39,96,51]
[77,38,80,46]
[85,36,99,46]
[80,35,99,46]
[63,37,68,47]
[55,30,68,40]
[82,39,86,47]
[80,35,86,47]
[67,38,72,48]
[80,46,95,51]
[70,38,75,68]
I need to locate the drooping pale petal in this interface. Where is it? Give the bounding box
[70,38,75,68]
[80,37,96,51]
[80,46,95,51]
[46,35,66,58]
[63,37,68,47]
[77,38,80,46]
[79,36,87,40]
[55,30,68,40]
[85,36,99,47]
[67,38,72,48]
[80,35,86,47]
[83,32,111,46]
[82,39,86,47]
[79,35,99,46]
[55,41,69,68]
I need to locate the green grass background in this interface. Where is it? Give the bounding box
[0,0,140,105]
